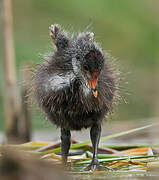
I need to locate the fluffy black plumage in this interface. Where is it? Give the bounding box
[34,25,117,131]
[34,24,119,170]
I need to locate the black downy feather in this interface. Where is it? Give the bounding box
[34,25,118,130]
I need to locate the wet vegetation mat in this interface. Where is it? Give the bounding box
[0,123,159,179]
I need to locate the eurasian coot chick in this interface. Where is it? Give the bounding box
[34,24,118,171]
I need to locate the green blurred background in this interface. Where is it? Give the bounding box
[0,0,159,131]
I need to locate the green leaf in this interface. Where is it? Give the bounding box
[41,123,159,155]
[75,155,158,165]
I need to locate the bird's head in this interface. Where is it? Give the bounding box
[49,24,105,98]
[73,32,105,98]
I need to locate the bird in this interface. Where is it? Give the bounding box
[34,24,118,171]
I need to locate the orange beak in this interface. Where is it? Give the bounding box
[88,72,98,98]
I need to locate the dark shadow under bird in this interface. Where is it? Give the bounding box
[34,24,118,171]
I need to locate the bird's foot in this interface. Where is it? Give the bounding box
[82,160,112,172]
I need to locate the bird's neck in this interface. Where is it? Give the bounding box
[72,58,91,96]
[72,57,81,76]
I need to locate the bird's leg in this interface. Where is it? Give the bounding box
[90,123,101,167]
[61,128,71,165]
[83,123,100,171]
[83,123,112,171]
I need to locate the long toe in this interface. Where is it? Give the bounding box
[82,163,113,172]
[97,164,113,171]
[83,164,97,171]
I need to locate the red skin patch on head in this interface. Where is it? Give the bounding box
[89,71,98,88]
[88,71,99,98]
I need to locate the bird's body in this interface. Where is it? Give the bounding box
[35,54,115,130]
[34,25,117,170]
